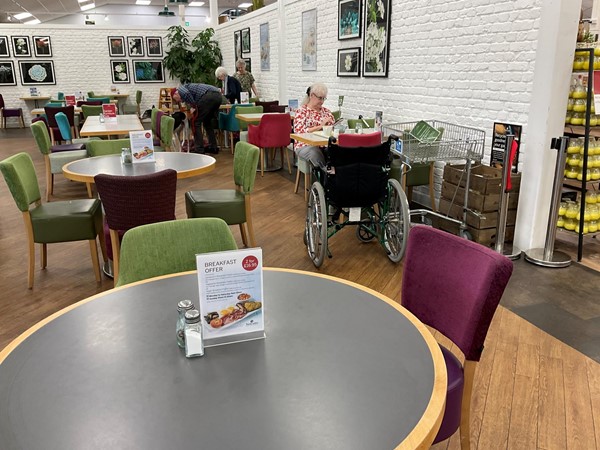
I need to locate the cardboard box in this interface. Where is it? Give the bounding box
[438,198,517,229]
[441,180,519,213]
[431,215,515,246]
[443,164,521,195]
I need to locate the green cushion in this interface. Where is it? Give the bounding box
[233,141,259,192]
[86,139,131,157]
[116,218,238,287]
[185,190,246,224]
[0,152,41,211]
[236,106,263,131]
[49,150,88,173]
[160,115,175,148]
[81,105,103,119]
[30,198,102,243]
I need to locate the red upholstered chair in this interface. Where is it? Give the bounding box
[44,105,77,143]
[337,131,382,147]
[401,225,513,449]
[94,169,178,286]
[0,94,25,128]
[248,113,292,176]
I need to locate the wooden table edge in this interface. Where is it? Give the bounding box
[0,267,446,449]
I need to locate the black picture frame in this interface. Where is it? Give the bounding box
[338,0,362,40]
[108,36,126,57]
[0,61,17,85]
[0,36,10,57]
[146,37,163,57]
[234,31,242,62]
[110,60,130,84]
[19,61,56,85]
[11,36,30,57]
[127,36,144,57]
[33,36,52,57]
[362,0,391,77]
[241,27,251,53]
[244,57,252,74]
[337,47,360,77]
[133,60,165,83]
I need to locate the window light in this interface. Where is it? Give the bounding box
[189,1,205,6]
[238,3,252,7]
[80,2,96,11]
[14,12,32,20]
[136,0,152,5]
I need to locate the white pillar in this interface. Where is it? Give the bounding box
[209,0,218,29]
[515,0,580,251]
[179,4,186,27]
[277,0,287,104]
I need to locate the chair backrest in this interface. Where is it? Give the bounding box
[86,139,131,157]
[57,92,65,101]
[54,112,72,142]
[253,113,291,148]
[332,110,341,121]
[44,105,76,129]
[151,108,165,140]
[0,152,41,212]
[44,102,64,108]
[159,115,175,148]
[337,131,382,147]
[87,97,111,104]
[255,100,279,112]
[249,97,259,104]
[87,91,95,98]
[81,105,103,119]
[236,105,263,131]
[401,225,513,362]
[0,94,5,109]
[233,141,260,193]
[347,118,375,129]
[94,169,178,231]
[135,90,143,104]
[77,100,102,107]
[116,218,238,287]
[219,103,251,132]
[31,121,52,156]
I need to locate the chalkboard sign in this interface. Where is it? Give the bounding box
[491,122,522,173]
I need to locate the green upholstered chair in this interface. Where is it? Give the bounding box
[122,90,142,116]
[347,118,376,129]
[87,91,96,98]
[81,105,103,119]
[87,97,111,104]
[116,218,237,287]
[156,115,175,151]
[236,105,264,150]
[249,97,259,104]
[185,141,260,247]
[86,139,131,157]
[31,121,89,201]
[0,152,105,289]
[44,102,64,108]
[332,110,341,121]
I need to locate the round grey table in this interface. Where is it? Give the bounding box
[0,269,445,450]
[62,152,216,184]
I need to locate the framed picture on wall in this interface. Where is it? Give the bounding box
[234,31,242,62]
[0,61,17,85]
[133,60,165,83]
[338,0,362,40]
[302,9,317,71]
[127,36,144,57]
[362,0,391,77]
[108,36,126,57]
[259,23,270,71]
[0,36,10,57]
[33,36,52,57]
[244,58,252,74]
[241,28,251,53]
[11,36,30,57]
[337,47,360,77]
[19,61,56,85]
[146,37,163,57]
[111,60,130,84]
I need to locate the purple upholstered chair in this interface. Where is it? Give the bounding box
[0,94,25,128]
[401,225,513,449]
[94,169,177,286]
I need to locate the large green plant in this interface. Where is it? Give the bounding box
[163,26,222,85]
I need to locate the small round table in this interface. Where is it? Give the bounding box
[0,269,446,450]
[62,152,216,184]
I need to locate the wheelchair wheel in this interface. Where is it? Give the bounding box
[383,178,410,262]
[356,220,378,242]
[305,182,328,267]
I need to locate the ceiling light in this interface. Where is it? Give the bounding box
[238,3,252,8]
[80,2,96,11]
[104,14,109,20]
[24,18,41,25]
[189,1,204,5]
[77,0,89,3]
[136,0,152,4]
[14,12,32,20]
[158,5,175,16]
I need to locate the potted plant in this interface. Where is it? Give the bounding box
[163,25,223,84]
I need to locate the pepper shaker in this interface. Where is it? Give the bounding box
[176,299,194,348]
[184,309,204,358]
[99,113,105,123]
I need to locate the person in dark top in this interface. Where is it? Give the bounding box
[215,67,242,104]
[172,84,222,154]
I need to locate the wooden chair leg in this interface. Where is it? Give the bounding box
[45,158,53,202]
[245,197,256,247]
[41,243,47,269]
[294,168,301,194]
[285,147,292,174]
[260,148,265,177]
[459,360,477,450]
[23,213,35,289]
[239,224,248,247]
[109,229,121,287]
[20,115,25,128]
[89,239,101,283]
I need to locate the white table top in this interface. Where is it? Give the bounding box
[79,114,144,137]
[236,112,295,123]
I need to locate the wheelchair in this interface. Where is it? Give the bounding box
[304,135,410,267]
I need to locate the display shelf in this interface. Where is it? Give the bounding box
[565,125,600,137]
[557,227,600,238]
[563,178,600,190]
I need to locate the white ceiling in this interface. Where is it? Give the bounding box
[0,0,275,24]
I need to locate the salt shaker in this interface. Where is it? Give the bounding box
[176,299,194,348]
[184,309,204,358]
[99,112,105,123]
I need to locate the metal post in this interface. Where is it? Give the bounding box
[524,137,572,267]
[495,135,521,259]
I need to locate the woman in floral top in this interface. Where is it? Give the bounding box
[293,82,334,167]
[234,59,259,98]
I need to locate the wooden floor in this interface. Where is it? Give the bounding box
[0,129,599,449]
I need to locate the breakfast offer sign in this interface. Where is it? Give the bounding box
[196,248,265,347]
